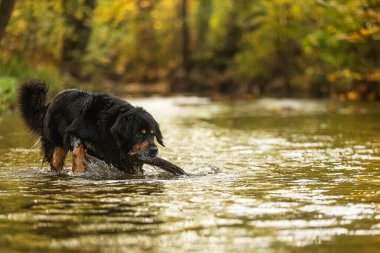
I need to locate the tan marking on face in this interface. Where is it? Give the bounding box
[150,130,154,135]
[52,147,67,171]
[72,144,86,174]
[129,140,149,153]
[141,129,146,134]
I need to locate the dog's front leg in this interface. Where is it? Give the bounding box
[71,136,87,174]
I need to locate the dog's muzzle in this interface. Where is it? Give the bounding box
[148,145,158,157]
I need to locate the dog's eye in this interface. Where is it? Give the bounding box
[135,132,142,137]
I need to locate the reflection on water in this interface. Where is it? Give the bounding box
[1,98,380,252]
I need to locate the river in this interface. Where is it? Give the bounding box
[1,97,380,252]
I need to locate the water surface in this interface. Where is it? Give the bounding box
[1,98,380,252]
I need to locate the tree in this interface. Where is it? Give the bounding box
[131,0,160,82]
[195,0,212,48]
[234,0,311,96]
[61,0,96,81]
[180,0,190,76]
[0,0,16,43]
[303,0,380,99]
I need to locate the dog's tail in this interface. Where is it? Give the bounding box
[18,80,48,134]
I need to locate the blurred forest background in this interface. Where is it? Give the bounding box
[0,0,379,112]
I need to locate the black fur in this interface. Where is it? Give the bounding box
[18,80,164,174]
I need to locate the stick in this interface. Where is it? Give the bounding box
[130,153,189,176]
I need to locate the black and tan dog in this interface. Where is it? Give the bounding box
[18,80,164,174]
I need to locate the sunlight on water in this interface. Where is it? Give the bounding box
[1,98,380,252]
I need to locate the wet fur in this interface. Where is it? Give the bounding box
[18,80,164,174]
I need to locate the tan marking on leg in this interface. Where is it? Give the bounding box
[129,140,149,153]
[51,147,67,172]
[72,144,86,174]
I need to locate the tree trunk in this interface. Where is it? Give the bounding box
[0,0,16,43]
[213,0,249,71]
[132,0,159,82]
[195,0,212,50]
[180,0,190,76]
[61,0,96,81]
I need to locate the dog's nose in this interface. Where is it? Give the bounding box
[149,146,158,156]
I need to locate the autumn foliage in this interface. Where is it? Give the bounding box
[0,0,379,110]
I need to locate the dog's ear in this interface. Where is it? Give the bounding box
[110,116,123,145]
[154,122,165,147]
[111,114,135,145]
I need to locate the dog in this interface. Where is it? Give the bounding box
[18,80,164,174]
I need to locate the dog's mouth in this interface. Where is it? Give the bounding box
[128,149,157,158]
[119,145,158,174]
[131,161,144,174]
[121,156,144,174]
[128,141,158,157]
[123,150,156,174]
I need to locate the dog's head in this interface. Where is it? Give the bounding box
[111,107,164,171]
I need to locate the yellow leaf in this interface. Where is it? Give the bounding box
[342,69,351,78]
[347,91,359,101]
[360,27,379,37]
[327,73,336,82]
